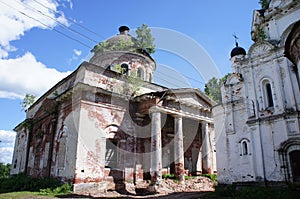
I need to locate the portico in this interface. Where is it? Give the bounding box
[134,89,216,183]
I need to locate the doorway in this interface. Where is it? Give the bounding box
[290,150,300,182]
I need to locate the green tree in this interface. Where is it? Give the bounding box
[0,163,11,178]
[204,74,230,104]
[136,24,156,54]
[21,93,36,111]
[259,0,269,10]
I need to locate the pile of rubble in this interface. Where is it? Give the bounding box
[85,176,215,198]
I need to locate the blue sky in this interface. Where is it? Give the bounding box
[0,0,260,163]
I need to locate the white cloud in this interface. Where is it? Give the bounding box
[68,48,82,65]
[0,0,72,99]
[0,0,69,58]
[0,130,16,164]
[74,49,82,56]
[0,52,71,99]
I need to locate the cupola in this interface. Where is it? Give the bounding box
[230,42,246,58]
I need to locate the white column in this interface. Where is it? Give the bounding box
[174,116,185,181]
[196,124,203,174]
[150,111,162,184]
[202,122,212,173]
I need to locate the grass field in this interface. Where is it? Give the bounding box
[0,191,56,199]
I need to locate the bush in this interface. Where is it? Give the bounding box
[0,163,11,178]
[40,183,72,195]
[0,173,71,194]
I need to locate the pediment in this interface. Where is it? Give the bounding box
[248,41,273,57]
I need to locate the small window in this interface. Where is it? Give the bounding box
[240,139,250,156]
[121,63,129,75]
[262,80,274,108]
[242,141,248,155]
[265,83,274,107]
[137,67,144,80]
[149,73,152,82]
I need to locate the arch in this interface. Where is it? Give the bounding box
[104,124,121,139]
[281,20,299,47]
[137,67,144,80]
[261,78,274,109]
[278,138,300,182]
[285,20,300,65]
[104,124,123,170]
[242,141,248,155]
[149,73,153,82]
[289,150,300,182]
[239,138,251,156]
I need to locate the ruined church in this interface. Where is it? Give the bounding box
[11,26,216,191]
[214,0,300,184]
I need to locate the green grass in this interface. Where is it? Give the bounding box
[201,173,217,182]
[206,185,300,199]
[0,191,51,199]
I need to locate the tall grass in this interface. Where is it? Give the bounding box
[0,173,72,195]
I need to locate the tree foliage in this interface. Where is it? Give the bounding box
[204,74,230,104]
[136,24,156,54]
[0,163,11,178]
[21,93,36,111]
[113,64,144,97]
[92,24,155,55]
[259,0,270,10]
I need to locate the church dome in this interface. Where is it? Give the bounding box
[105,26,137,49]
[92,26,138,53]
[230,42,246,58]
[89,26,156,83]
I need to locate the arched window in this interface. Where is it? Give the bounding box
[149,73,152,82]
[242,141,248,155]
[137,67,144,80]
[105,138,118,169]
[121,63,129,75]
[240,139,250,156]
[262,79,274,108]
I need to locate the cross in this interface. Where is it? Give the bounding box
[233,32,239,46]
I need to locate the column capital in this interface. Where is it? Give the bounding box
[149,106,161,114]
[173,114,183,119]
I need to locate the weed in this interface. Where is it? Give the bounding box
[162,173,175,179]
[201,173,217,182]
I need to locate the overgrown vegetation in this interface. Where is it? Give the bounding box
[162,173,217,182]
[135,23,156,54]
[92,23,155,54]
[0,163,11,179]
[259,0,269,10]
[112,64,145,97]
[201,173,217,182]
[21,93,36,111]
[0,173,72,195]
[256,27,267,41]
[162,173,176,179]
[204,74,230,104]
[210,185,300,199]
